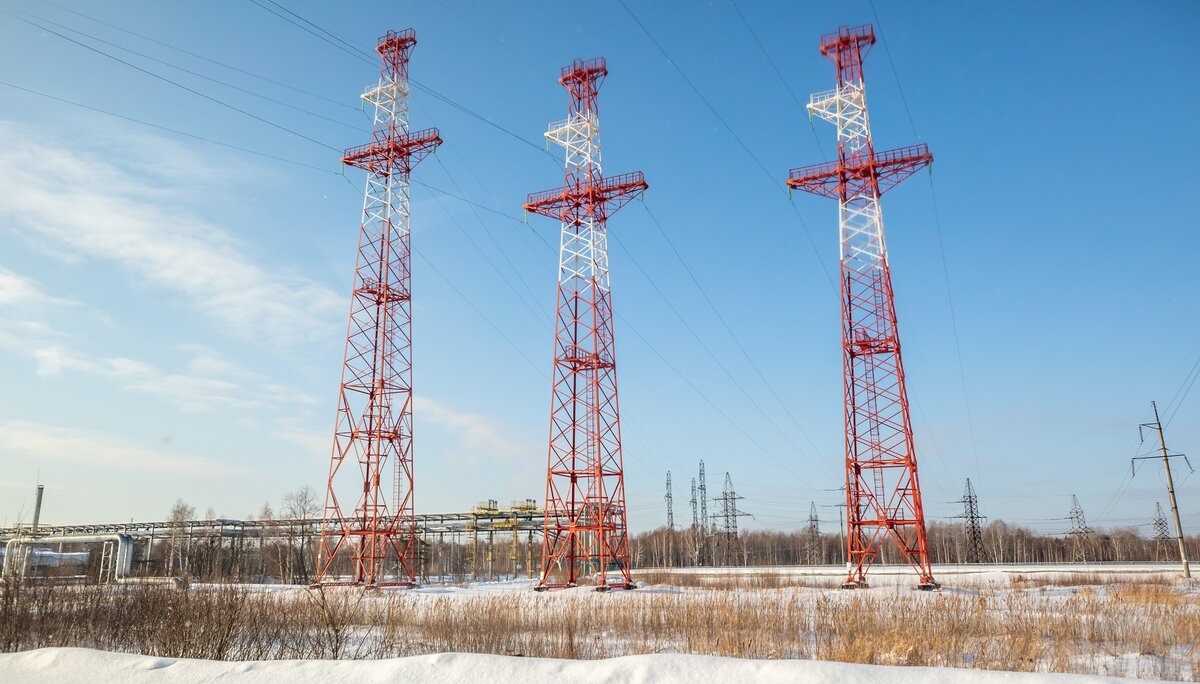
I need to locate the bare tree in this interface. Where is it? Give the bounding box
[167,499,195,576]
[282,486,319,583]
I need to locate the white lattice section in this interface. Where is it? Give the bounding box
[807,83,886,272]
[546,112,610,293]
[360,68,411,511]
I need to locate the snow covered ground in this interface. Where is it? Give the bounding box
[0,647,1170,684]
[632,562,1188,583]
[2,564,1194,682]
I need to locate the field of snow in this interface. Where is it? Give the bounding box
[2,564,1195,682]
[632,562,1188,583]
[0,647,1166,684]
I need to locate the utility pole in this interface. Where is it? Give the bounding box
[1135,401,1192,578]
[822,502,847,565]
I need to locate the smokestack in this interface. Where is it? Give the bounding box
[31,485,44,535]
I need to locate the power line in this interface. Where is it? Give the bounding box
[615,0,832,287]
[1163,339,1200,427]
[860,0,981,478]
[13,13,339,152]
[44,1,360,112]
[23,11,363,132]
[245,0,374,66]
[245,0,555,161]
[928,175,981,478]
[609,232,826,482]
[639,202,833,478]
[0,79,336,174]
[865,0,920,140]
[726,0,827,159]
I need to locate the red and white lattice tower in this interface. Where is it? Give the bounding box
[523,58,647,591]
[786,25,938,589]
[315,28,441,587]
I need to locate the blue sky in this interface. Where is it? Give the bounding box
[0,1,1197,537]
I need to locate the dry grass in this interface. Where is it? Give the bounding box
[2,574,1198,680]
[635,570,842,591]
[1009,572,1171,589]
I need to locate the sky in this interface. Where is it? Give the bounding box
[0,1,1197,538]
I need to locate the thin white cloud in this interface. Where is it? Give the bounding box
[0,266,76,307]
[416,395,530,465]
[2,322,317,413]
[0,123,341,345]
[275,425,329,456]
[0,420,230,477]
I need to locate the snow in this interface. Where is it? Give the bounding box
[3,566,1193,681]
[0,647,1165,684]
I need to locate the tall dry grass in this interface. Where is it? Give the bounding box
[1,574,1197,680]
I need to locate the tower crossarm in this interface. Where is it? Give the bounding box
[523,171,648,221]
[341,127,442,174]
[787,144,932,200]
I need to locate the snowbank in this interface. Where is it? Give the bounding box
[0,647,1160,684]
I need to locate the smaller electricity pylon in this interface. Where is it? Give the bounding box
[1068,495,1092,563]
[953,479,987,563]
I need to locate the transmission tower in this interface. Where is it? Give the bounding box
[316,29,441,587]
[1152,502,1170,561]
[805,501,822,565]
[712,473,750,565]
[786,24,937,590]
[665,471,674,530]
[690,477,699,528]
[523,58,648,591]
[698,460,709,529]
[1152,502,1170,542]
[954,478,987,564]
[1068,495,1092,563]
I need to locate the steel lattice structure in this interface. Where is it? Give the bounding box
[1068,494,1092,563]
[805,501,822,565]
[690,478,699,528]
[1152,502,1170,542]
[787,25,937,589]
[523,58,647,591]
[316,29,441,587]
[955,478,987,563]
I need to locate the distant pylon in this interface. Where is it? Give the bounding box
[1068,495,1092,563]
[1152,502,1170,561]
[805,501,822,565]
[954,478,987,564]
[698,460,709,529]
[524,57,648,591]
[786,24,937,590]
[690,478,699,528]
[316,29,441,587]
[1152,502,1170,542]
[665,472,674,530]
[712,473,749,565]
